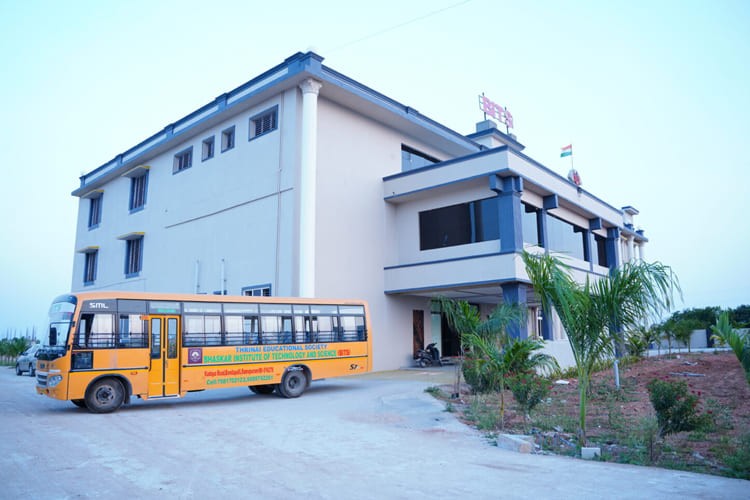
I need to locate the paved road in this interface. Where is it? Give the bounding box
[0,366,746,499]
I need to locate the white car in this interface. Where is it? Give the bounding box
[15,344,41,377]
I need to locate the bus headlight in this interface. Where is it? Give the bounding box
[48,375,63,388]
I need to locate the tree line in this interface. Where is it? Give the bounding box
[1,327,37,364]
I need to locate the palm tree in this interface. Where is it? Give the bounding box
[711,311,750,385]
[671,318,702,353]
[522,251,679,446]
[436,297,524,398]
[435,297,557,427]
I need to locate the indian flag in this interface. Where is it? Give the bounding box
[560,144,572,157]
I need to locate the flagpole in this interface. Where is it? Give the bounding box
[570,142,574,171]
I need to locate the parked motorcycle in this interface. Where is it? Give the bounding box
[415,342,442,367]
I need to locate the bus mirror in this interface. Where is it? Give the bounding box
[49,327,56,346]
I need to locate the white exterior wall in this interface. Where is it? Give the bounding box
[72,90,300,297]
[314,98,458,370]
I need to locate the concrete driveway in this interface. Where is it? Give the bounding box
[1,366,746,499]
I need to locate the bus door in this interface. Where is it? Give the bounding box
[148,315,180,397]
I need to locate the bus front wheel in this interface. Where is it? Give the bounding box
[278,369,307,398]
[85,378,125,413]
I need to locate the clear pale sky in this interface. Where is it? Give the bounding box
[1,0,748,336]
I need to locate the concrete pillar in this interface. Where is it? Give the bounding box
[627,236,635,263]
[501,283,528,340]
[606,227,620,270]
[298,78,322,297]
[489,175,523,253]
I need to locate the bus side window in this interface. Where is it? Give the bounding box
[119,314,147,348]
[261,316,279,344]
[77,313,115,348]
[184,315,203,346]
[340,316,365,342]
[293,315,307,343]
[225,315,243,345]
[205,316,221,345]
[244,316,260,345]
[281,316,293,344]
[316,316,332,342]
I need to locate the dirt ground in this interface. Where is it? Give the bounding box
[441,351,750,478]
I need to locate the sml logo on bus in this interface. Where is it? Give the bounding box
[89,302,109,309]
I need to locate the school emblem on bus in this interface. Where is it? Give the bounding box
[188,348,203,364]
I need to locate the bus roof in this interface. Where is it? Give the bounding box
[58,291,367,307]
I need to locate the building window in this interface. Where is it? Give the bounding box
[88,195,103,229]
[595,234,609,267]
[547,215,586,261]
[522,203,541,247]
[419,197,499,250]
[242,284,271,297]
[202,136,215,161]
[125,236,143,277]
[221,126,235,152]
[83,250,98,285]
[129,172,148,212]
[249,107,278,140]
[401,145,439,172]
[173,147,193,173]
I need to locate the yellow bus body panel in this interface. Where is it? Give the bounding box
[37,291,372,406]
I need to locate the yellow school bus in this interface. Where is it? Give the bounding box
[36,291,371,413]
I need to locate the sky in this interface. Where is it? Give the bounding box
[0,0,748,336]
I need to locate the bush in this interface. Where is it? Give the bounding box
[721,432,750,480]
[646,378,711,436]
[462,357,494,393]
[508,372,552,416]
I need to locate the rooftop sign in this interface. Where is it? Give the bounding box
[479,94,514,130]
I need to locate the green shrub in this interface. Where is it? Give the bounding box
[465,395,500,431]
[721,432,750,480]
[646,378,711,436]
[508,372,552,417]
[621,415,662,465]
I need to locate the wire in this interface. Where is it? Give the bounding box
[325,0,473,53]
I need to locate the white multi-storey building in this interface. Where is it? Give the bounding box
[71,52,646,370]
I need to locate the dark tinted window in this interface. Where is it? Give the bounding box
[419,197,500,250]
[522,204,541,247]
[547,215,585,260]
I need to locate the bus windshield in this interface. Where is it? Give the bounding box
[46,296,77,348]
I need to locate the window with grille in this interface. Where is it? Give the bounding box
[129,172,148,211]
[202,136,215,161]
[249,107,278,140]
[173,147,193,173]
[242,285,271,297]
[221,126,235,152]
[125,236,143,277]
[88,195,102,228]
[83,250,98,285]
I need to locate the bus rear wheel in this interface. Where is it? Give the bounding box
[278,369,308,398]
[249,384,276,395]
[85,378,125,413]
